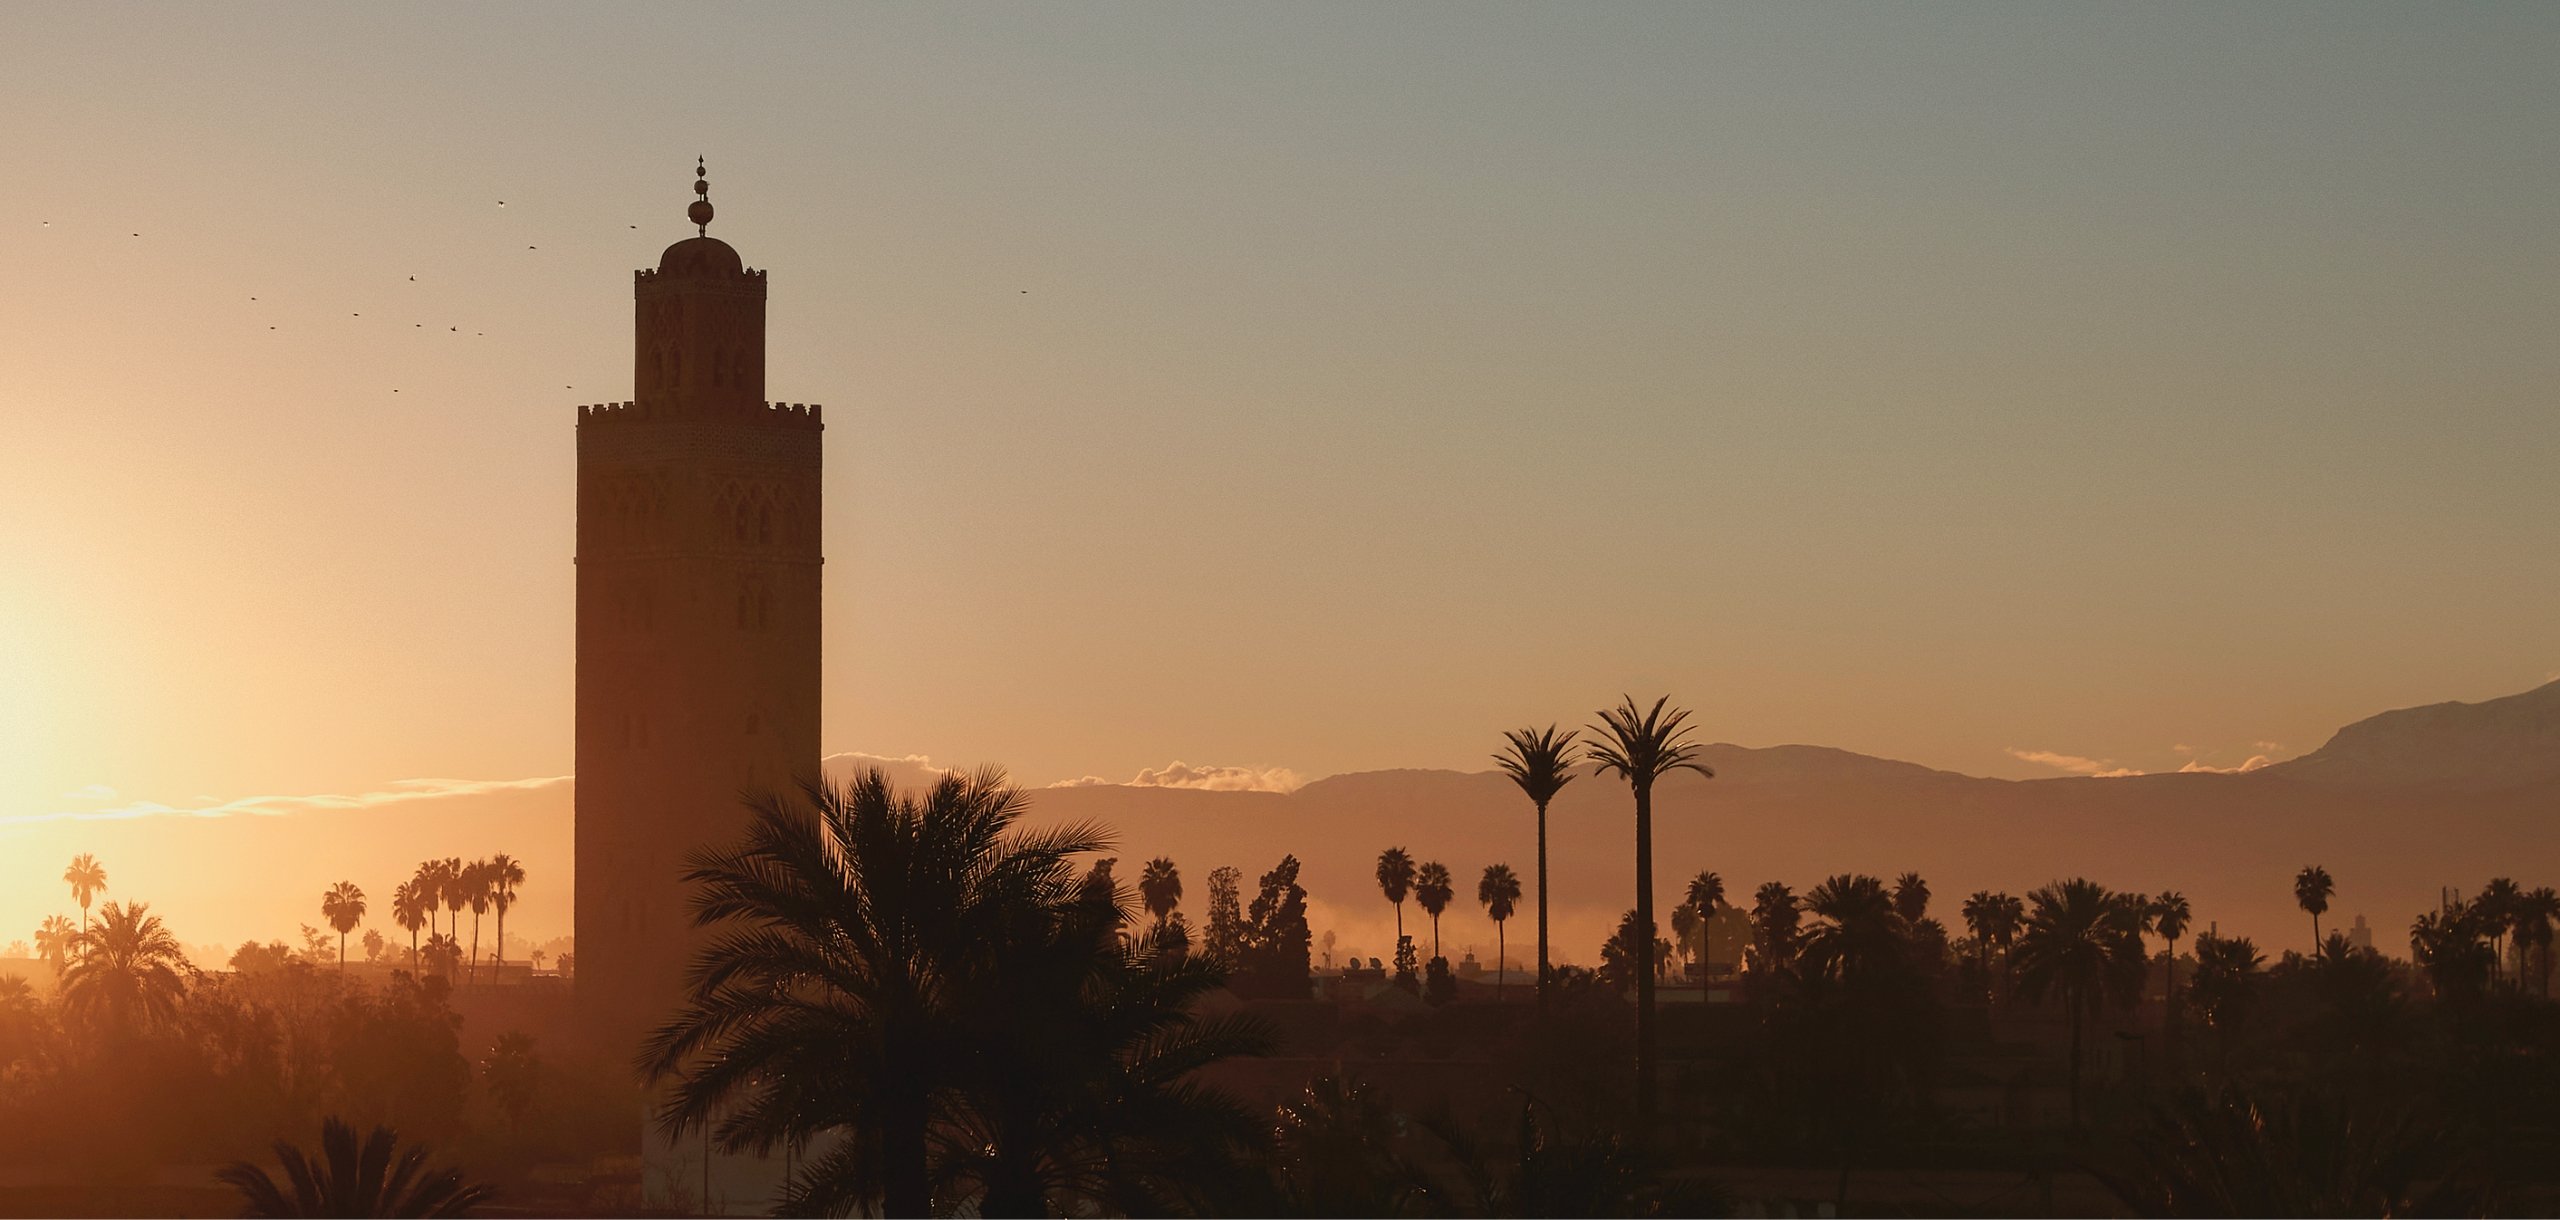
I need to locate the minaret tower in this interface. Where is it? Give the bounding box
[574,161,823,1065]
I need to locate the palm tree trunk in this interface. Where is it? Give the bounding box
[411,927,420,972]
[1497,919,1506,1001]
[2164,935,2180,1076]
[469,913,482,985]
[1633,779,1658,1134]
[339,931,347,971]
[883,1084,930,1217]
[1536,797,1551,1016]
[495,906,506,983]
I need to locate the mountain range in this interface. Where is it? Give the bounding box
[14,681,2556,970]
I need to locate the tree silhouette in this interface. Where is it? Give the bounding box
[1495,725,1580,1015]
[1236,855,1315,999]
[437,859,467,972]
[1202,866,1244,968]
[2187,931,2264,1072]
[423,933,462,981]
[2012,879,2149,1129]
[33,914,76,976]
[2151,891,2192,1071]
[1585,694,1713,1132]
[216,1117,493,1218]
[1478,864,1521,1000]
[363,928,387,964]
[1375,848,1415,976]
[640,767,1266,1217]
[322,882,367,971]
[1748,881,1801,978]
[1139,857,1183,929]
[462,860,492,985]
[2476,876,2521,985]
[1800,874,1907,987]
[1686,871,1725,1005]
[487,854,524,983]
[2517,886,2559,997]
[480,1032,541,1132]
[2409,901,2493,1005]
[60,900,190,1035]
[1890,872,1930,925]
[1415,861,1454,967]
[392,881,430,972]
[62,853,106,954]
[2295,865,2334,954]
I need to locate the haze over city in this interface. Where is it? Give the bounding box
[4,5,2559,1217]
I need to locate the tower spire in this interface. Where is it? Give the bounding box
[689,156,714,236]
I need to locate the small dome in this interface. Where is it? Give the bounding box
[656,236,744,278]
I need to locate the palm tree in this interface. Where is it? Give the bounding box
[2517,887,2560,998]
[2187,932,2265,1068]
[460,859,494,985]
[217,1117,493,1217]
[63,853,106,952]
[1375,847,1416,966]
[33,915,77,976]
[412,860,446,943]
[2151,891,2192,1069]
[1478,864,1521,1000]
[60,900,191,1035]
[321,882,366,971]
[437,858,468,966]
[391,881,429,971]
[1585,694,1714,1131]
[1415,862,1454,965]
[2011,879,2150,1130]
[1890,872,1930,925]
[2294,865,2334,953]
[2476,876,2522,984]
[641,766,1266,1217]
[1959,890,2003,994]
[1139,857,1183,929]
[487,854,524,982]
[1800,874,1906,986]
[424,933,462,981]
[1495,725,1580,1014]
[1686,871,1725,1004]
[1748,881,1801,976]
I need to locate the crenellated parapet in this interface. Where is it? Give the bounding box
[576,400,824,429]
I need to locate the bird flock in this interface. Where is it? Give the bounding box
[36,196,666,398]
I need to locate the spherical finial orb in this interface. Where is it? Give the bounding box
[689,199,715,229]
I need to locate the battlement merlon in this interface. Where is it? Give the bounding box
[576,400,823,429]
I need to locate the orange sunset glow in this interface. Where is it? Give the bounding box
[5,6,2559,1217]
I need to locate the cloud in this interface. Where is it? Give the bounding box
[2177,755,2275,774]
[59,784,117,802]
[1051,761,1305,794]
[2,775,570,828]
[2007,748,2143,778]
[821,751,954,777]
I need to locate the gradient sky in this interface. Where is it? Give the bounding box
[5,5,2558,946]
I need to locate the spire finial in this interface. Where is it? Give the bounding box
[688,156,714,236]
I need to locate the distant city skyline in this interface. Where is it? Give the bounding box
[6,6,2559,936]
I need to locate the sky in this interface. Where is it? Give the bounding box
[4,4,2558,948]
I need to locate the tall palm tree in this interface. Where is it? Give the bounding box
[1139,857,1183,929]
[2517,887,2560,998]
[2151,891,2192,1069]
[33,915,77,976]
[1993,893,2026,997]
[2476,876,2522,984]
[1478,864,1521,1000]
[2012,879,2150,1129]
[641,766,1264,1217]
[320,882,366,972]
[461,859,493,985]
[63,853,107,953]
[487,854,524,982]
[60,901,191,1035]
[1960,890,2002,995]
[1890,872,1930,925]
[1375,848,1416,967]
[2294,865,2334,954]
[1686,871,1724,1004]
[1415,862,1454,965]
[1494,725,1579,1014]
[391,881,429,971]
[423,933,462,981]
[217,1117,493,1218]
[2187,932,2265,1068]
[438,858,468,966]
[1585,694,1713,1131]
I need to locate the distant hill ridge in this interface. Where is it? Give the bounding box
[2266,679,2560,791]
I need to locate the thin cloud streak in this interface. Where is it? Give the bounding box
[2,775,571,828]
[1052,761,1305,794]
[2007,748,2143,779]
